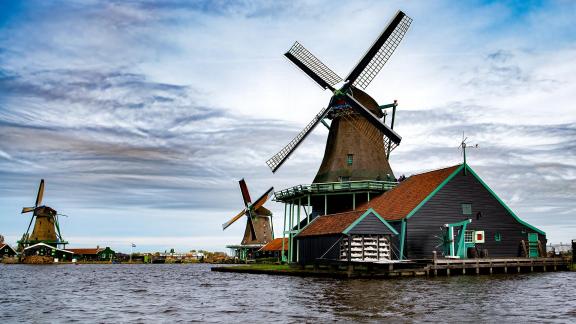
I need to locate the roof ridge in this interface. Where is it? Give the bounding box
[408,164,462,178]
[316,209,367,218]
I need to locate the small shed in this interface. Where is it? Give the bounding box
[258,238,288,259]
[295,208,398,265]
[0,244,17,259]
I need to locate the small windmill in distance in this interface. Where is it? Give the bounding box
[459,132,478,174]
[222,179,274,261]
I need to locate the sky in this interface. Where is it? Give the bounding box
[0,0,574,253]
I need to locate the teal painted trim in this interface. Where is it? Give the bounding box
[465,165,546,236]
[342,208,399,235]
[454,219,472,258]
[404,165,465,219]
[399,219,406,260]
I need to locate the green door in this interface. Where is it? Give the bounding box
[528,233,539,258]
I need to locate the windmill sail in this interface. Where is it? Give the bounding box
[346,11,412,89]
[266,105,332,173]
[285,42,342,91]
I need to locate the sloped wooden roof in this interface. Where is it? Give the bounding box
[67,248,103,255]
[358,165,461,221]
[297,210,366,237]
[259,238,288,252]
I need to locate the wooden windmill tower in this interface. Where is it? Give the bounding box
[19,179,68,249]
[222,179,274,260]
[266,11,412,183]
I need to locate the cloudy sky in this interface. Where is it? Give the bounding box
[0,0,574,252]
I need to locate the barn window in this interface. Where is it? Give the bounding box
[338,176,350,182]
[461,203,472,215]
[464,230,474,243]
[347,154,354,166]
[495,232,502,242]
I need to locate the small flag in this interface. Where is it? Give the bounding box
[132,243,136,248]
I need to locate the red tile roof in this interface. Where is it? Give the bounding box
[297,210,367,237]
[259,238,289,252]
[358,165,461,221]
[67,248,103,255]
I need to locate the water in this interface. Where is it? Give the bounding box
[1,263,575,323]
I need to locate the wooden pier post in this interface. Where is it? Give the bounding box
[504,261,507,274]
[347,263,354,278]
[476,260,480,275]
[489,260,493,274]
[433,251,438,276]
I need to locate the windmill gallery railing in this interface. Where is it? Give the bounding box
[274,180,398,201]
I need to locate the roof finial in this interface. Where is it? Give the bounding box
[459,132,478,175]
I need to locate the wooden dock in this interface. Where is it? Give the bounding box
[212,257,571,279]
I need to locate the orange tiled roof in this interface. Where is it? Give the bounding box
[67,248,103,255]
[297,210,367,237]
[358,165,461,221]
[259,238,289,252]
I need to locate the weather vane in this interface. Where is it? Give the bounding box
[459,132,478,174]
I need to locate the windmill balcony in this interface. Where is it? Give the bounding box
[273,180,398,202]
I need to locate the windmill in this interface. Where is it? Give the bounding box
[19,179,67,249]
[222,179,274,260]
[266,10,412,183]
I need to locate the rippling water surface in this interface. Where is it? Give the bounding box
[1,264,575,323]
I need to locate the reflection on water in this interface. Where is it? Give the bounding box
[1,264,574,322]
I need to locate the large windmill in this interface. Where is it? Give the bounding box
[266,10,412,183]
[18,179,67,249]
[222,179,274,260]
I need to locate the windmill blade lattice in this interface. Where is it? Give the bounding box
[266,105,332,173]
[285,42,343,90]
[347,11,412,89]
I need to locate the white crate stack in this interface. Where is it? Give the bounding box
[340,235,391,262]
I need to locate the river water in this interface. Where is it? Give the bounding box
[0,263,574,323]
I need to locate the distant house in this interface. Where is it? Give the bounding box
[0,243,17,259]
[68,247,116,261]
[258,238,289,259]
[294,164,546,264]
[23,243,74,261]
